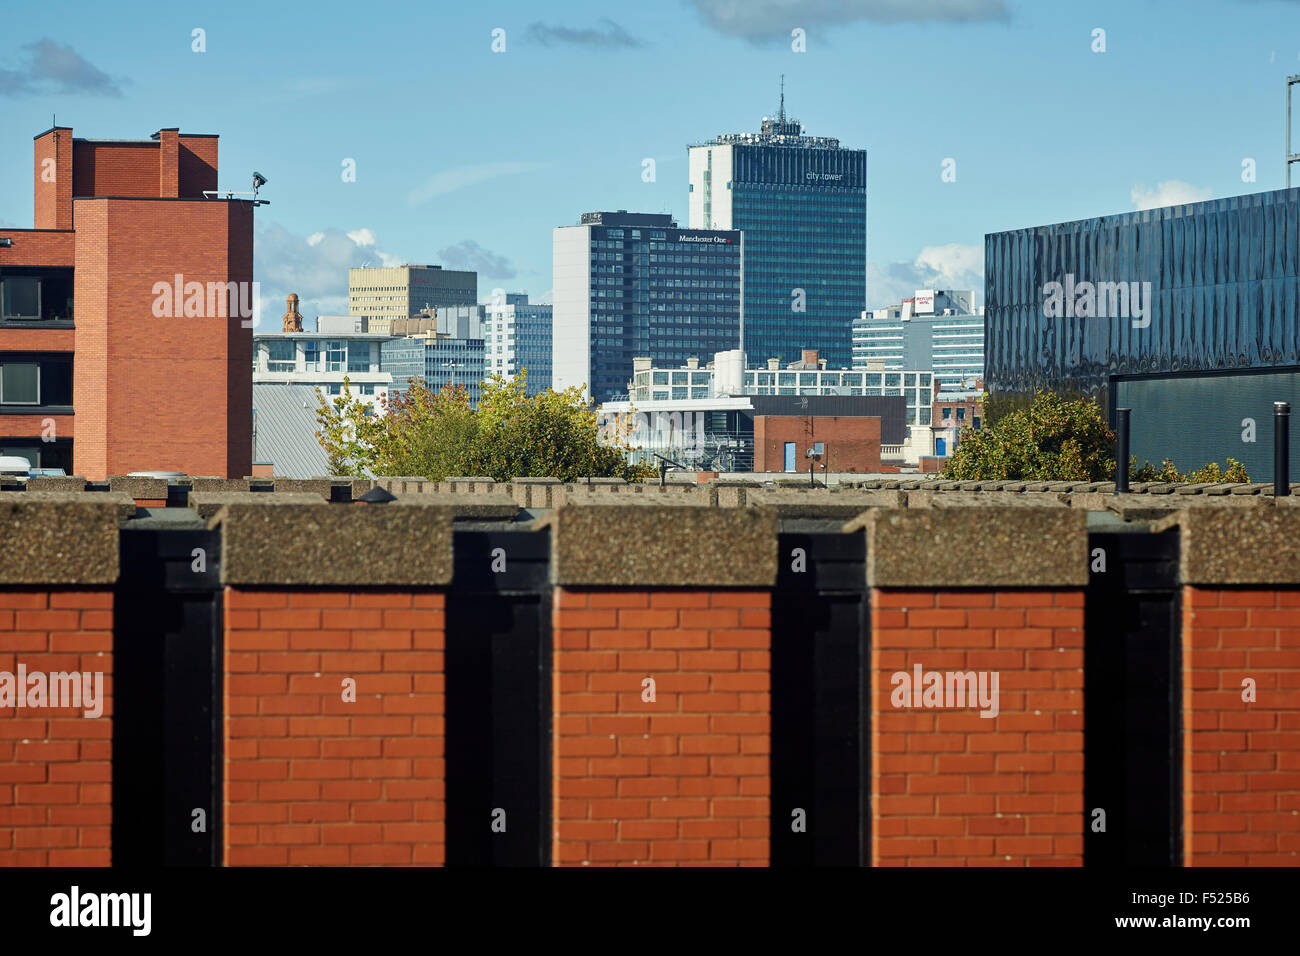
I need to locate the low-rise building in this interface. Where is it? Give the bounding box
[931,378,986,459]
[252,298,394,413]
[624,349,934,465]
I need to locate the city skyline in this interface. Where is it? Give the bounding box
[1,0,1299,326]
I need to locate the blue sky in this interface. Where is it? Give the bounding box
[2,0,1298,324]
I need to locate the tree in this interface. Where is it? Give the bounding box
[314,371,654,482]
[940,391,1116,481]
[939,391,1254,483]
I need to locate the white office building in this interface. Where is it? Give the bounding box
[253,314,394,413]
[852,289,983,387]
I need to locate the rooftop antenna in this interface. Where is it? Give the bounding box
[778,75,785,123]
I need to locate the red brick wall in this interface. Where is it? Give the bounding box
[753,416,881,473]
[870,589,1084,866]
[33,130,73,230]
[72,197,253,479]
[0,589,113,866]
[73,142,159,198]
[223,589,445,866]
[0,414,74,440]
[551,589,770,866]
[0,329,75,353]
[158,130,179,198]
[0,230,75,269]
[179,137,218,196]
[1182,586,1300,865]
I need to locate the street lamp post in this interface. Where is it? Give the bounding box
[440,361,465,392]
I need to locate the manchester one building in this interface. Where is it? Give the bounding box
[985,186,1300,478]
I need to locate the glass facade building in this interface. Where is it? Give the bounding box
[852,290,982,385]
[484,293,552,395]
[986,186,1300,476]
[553,212,742,405]
[381,334,486,407]
[689,111,866,369]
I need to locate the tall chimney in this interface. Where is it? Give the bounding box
[282,293,302,332]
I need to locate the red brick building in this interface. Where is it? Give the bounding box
[752,415,882,473]
[0,126,254,479]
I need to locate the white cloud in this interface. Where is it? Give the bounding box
[254,223,403,328]
[1130,180,1212,211]
[867,242,983,311]
[407,161,546,205]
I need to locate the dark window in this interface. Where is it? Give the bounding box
[0,363,39,404]
[2,277,39,319]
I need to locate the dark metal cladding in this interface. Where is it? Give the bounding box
[986,187,1300,411]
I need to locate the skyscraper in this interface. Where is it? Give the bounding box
[688,88,866,369]
[347,264,477,334]
[553,211,742,404]
[483,293,553,394]
[852,289,984,386]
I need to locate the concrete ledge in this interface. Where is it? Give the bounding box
[269,478,335,499]
[852,507,1089,589]
[533,501,777,587]
[373,476,433,494]
[189,477,252,493]
[392,495,521,520]
[24,476,88,492]
[189,491,326,520]
[0,496,122,584]
[1152,506,1300,584]
[908,491,1067,509]
[1068,492,1269,522]
[210,503,454,586]
[506,478,562,508]
[750,488,905,519]
[108,476,170,500]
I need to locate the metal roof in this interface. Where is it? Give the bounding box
[251,384,333,479]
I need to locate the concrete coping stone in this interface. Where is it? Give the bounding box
[188,491,326,520]
[108,476,170,499]
[531,500,776,587]
[392,496,521,520]
[24,476,88,492]
[1230,483,1274,495]
[208,502,454,586]
[35,491,138,520]
[909,491,1067,509]
[188,478,252,493]
[749,488,905,518]
[0,495,124,584]
[510,477,563,484]
[268,478,334,498]
[1152,506,1300,584]
[1145,483,1178,494]
[850,507,1088,588]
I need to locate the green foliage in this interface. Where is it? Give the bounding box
[939,391,1115,481]
[1131,457,1250,483]
[1130,458,1184,483]
[313,377,383,476]
[315,370,655,482]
